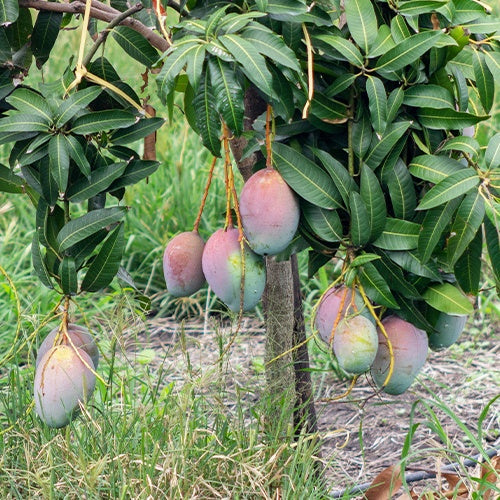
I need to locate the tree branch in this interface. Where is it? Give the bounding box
[18,0,169,53]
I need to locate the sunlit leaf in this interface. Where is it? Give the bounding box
[422,283,474,315]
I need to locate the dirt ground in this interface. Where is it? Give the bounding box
[123,313,500,497]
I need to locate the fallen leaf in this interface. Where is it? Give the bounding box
[365,465,403,500]
[480,455,500,500]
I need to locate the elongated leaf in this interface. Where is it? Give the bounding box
[483,50,500,82]
[312,148,357,207]
[364,121,411,170]
[71,110,136,135]
[325,73,358,98]
[185,44,206,92]
[398,0,448,16]
[57,207,127,251]
[416,169,479,210]
[0,163,24,193]
[6,88,53,121]
[373,218,420,250]
[387,250,441,280]
[484,217,500,289]
[310,93,348,123]
[344,0,378,54]
[112,26,159,67]
[485,132,500,169]
[453,0,486,23]
[417,107,489,130]
[108,160,160,190]
[447,189,485,266]
[48,134,70,194]
[31,11,62,68]
[0,114,50,133]
[40,159,58,206]
[375,31,446,72]
[373,251,420,299]
[60,256,78,295]
[418,197,462,262]
[366,75,387,135]
[55,86,103,127]
[302,201,342,242]
[67,161,127,202]
[349,191,370,246]
[208,58,244,136]
[422,283,474,315]
[111,117,165,146]
[0,0,18,25]
[409,154,466,184]
[359,262,399,308]
[387,159,416,220]
[472,49,494,113]
[272,143,342,209]
[80,223,125,292]
[314,34,364,67]
[462,18,500,34]
[352,109,373,159]
[193,73,221,157]
[63,135,90,178]
[391,15,411,44]
[242,26,301,71]
[454,229,482,295]
[439,136,480,158]
[360,164,386,241]
[386,87,404,124]
[31,233,53,289]
[367,24,395,59]
[219,34,273,97]
[403,84,454,109]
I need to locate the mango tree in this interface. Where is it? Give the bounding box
[0,0,499,434]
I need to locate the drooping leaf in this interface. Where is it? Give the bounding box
[373,218,420,250]
[422,283,474,315]
[352,108,373,160]
[112,26,159,67]
[403,84,454,109]
[272,142,343,209]
[110,117,165,146]
[0,163,24,193]
[417,108,489,130]
[446,189,485,266]
[471,49,494,113]
[60,256,78,295]
[373,250,420,299]
[31,11,62,68]
[439,135,480,158]
[344,0,378,54]
[364,121,411,170]
[454,229,482,295]
[387,159,416,220]
[185,44,206,92]
[366,75,387,135]
[301,201,342,242]
[70,110,137,135]
[55,86,103,127]
[360,164,386,241]
[48,134,70,194]
[359,262,399,308]
[39,159,59,207]
[349,191,371,246]
[394,293,435,333]
[80,223,125,292]
[416,169,479,210]
[31,233,53,289]
[409,154,466,184]
[57,207,127,251]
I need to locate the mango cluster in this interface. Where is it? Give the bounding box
[34,324,98,428]
[163,167,299,311]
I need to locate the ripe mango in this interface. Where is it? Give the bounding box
[163,231,206,296]
[239,168,300,255]
[34,345,96,428]
[428,313,467,351]
[333,315,378,374]
[202,226,266,311]
[371,316,428,395]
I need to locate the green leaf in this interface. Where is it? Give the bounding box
[358,262,399,308]
[301,201,342,242]
[71,110,136,135]
[417,108,489,130]
[416,169,479,210]
[31,11,62,68]
[67,230,107,269]
[49,134,70,194]
[446,189,485,266]
[375,31,448,72]
[60,256,78,295]
[272,142,342,209]
[409,154,466,184]
[112,26,159,67]
[485,132,500,169]
[31,233,53,289]
[325,73,358,98]
[5,88,53,121]
[349,191,371,247]
[55,86,103,127]
[472,49,494,113]
[67,161,128,203]
[185,44,206,92]
[311,148,357,207]
[483,50,500,82]
[0,163,24,193]
[386,87,404,124]
[193,73,221,157]
[403,84,454,109]
[360,164,386,241]
[373,218,420,250]
[453,0,486,24]
[352,109,373,159]
[242,26,301,71]
[454,229,482,295]
[218,13,266,35]
[373,251,420,299]
[0,114,51,133]
[422,283,474,315]
[439,136,480,158]
[208,58,244,136]
[387,159,416,220]
[64,135,91,178]
[80,223,125,292]
[387,250,442,280]
[350,253,381,267]
[108,160,160,190]
[40,158,59,206]
[418,197,462,262]
[394,294,435,332]
[0,0,18,26]
[364,121,411,170]
[314,34,364,67]
[462,18,500,34]
[484,217,500,289]
[310,93,349,123]
[390,15,411,44]
[110,117,165,146]
[344,0,378,54]
[367,24,395,59]
[57,207,127,252]
[366,75,387,135]
[219,34,273,97]
[398,0,448,16]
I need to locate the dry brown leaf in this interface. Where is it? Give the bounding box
[365,465,403,500]
[396,489,419,499]
[480,455,500,500]
[143,105,157,161]
[441,472,462,489]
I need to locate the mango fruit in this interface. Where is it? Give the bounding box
[428,313,467,351]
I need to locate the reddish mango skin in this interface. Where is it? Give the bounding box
[36,324,99,369]
[428,314,467,351]
[371,316,428,395]
[315,286,374,344]
[333,315,378,374]
[34,345,96,428]
[163,231,206,297]
[202,227,266,312]
[239,168,300,255]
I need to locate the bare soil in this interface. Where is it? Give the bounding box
[122,313,500,497]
